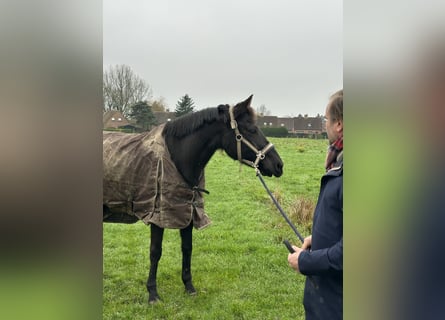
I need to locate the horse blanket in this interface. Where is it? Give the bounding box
[103,124,211,230]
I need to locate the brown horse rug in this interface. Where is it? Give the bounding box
[103,124,211,230]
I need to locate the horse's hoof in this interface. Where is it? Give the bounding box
[149,298,160,305]
[148,295,161,304]
[185,284,197,296]
[186,289,197,296]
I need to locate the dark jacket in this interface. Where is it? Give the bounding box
[298,160,343,320]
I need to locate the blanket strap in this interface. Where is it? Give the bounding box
[192,186,210,195]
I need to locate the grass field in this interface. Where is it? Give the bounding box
[103,137,327,319]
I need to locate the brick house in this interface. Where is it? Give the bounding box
[103,110,137,131]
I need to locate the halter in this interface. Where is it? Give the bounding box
[228,106,275,169]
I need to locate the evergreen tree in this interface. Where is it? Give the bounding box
[175,94,195,117]
[128,101,157,131]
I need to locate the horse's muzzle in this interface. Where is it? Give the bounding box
[259,153,283,177]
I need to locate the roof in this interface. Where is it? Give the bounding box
[154,111,176,124]
[103,110,134,129]
[293,116,323,132]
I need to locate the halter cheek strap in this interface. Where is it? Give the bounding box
[228,106,274,169]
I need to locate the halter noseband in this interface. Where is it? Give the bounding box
[228,106,275,169]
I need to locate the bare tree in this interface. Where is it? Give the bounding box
[103,64,153,116]
[257,104,271,116]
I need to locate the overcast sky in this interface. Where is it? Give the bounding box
[104,0,342,117]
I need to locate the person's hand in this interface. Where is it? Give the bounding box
[288,245,304,273]
[302,235,312,251]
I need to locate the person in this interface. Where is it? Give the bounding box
[287,89,343,320]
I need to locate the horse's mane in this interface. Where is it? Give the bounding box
[162,105,229,138]
[162,102,257,138]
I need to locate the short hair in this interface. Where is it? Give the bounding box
[328,89,343,122]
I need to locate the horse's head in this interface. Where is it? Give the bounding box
[219,95,283,177]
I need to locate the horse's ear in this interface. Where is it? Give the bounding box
[243,94,253,108]
[234,95,254,118]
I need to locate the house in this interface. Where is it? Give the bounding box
[276,117,294,131]
[257,115,279,128]
[103,110,137,131]
[293,115,324,135]
[256,114,326,138]
[154,111,176,124]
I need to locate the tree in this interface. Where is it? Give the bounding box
[175,94,195,117]
[103,64,153,117]
[128,101,156,132]
[151,96,168,112]
[256,104,271,116]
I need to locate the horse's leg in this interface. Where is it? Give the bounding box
[147,223,164,304]
[180,222,196,295]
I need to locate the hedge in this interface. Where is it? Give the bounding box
[260,127,289,137]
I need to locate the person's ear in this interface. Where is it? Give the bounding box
[336,120,343,133]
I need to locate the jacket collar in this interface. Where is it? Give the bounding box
[325,151,343,177]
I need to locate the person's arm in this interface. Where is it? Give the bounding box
[298,237,343,276]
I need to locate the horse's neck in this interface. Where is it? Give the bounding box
[165,124,223,187]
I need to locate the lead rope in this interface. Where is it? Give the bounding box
[255,165,316,286]
[255,168,304,243]
[227,107,313,282]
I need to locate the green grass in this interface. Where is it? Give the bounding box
[103,138,327,319]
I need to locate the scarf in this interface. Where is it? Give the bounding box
[325,135,343,171]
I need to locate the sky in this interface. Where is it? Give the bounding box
[103,0,342,117]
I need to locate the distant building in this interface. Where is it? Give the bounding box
[256,114,326,137]
[257,115,278,128]
[293,115,324,135]
[154,111,176,124]
[277,117,294,131]
[103,110,137,131]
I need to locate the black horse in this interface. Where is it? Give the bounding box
[103,95,283,303]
